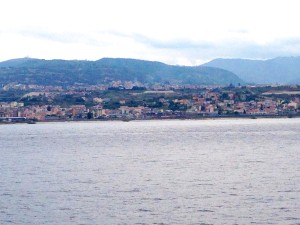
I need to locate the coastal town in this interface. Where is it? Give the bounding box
[1,82,300,123]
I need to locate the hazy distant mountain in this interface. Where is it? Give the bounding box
[0,58,243,86]
[203,57,300,84]
[290,78,300,84]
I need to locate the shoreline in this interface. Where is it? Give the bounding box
[1,114,300,125]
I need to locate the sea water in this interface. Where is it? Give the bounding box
[0,119,299,225]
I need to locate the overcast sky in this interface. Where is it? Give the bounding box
[1,0,300,65]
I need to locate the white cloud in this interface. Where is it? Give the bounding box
[1,0,300,64]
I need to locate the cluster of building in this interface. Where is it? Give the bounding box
[1,88,300,122]
[0,103,175,121]
[187,92,299,114]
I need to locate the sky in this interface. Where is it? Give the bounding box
[1,0,300,65]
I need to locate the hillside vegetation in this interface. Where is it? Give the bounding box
[0,58,243,86]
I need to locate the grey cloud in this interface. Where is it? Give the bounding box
[110,32,300,63]
[13,29,300,64]
[227,38,300,59]
[131,34,213,50]
[142,37,300,63]
[97,31,214,50]
[20,30,106,47]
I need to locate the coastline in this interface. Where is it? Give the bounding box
[1,114,300,125]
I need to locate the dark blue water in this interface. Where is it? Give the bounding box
[1,119,299,225]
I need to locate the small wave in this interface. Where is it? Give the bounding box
[197,209,214,213]
[59,207,71,211]
[138,209,152,212]
[117,188,140,193]
[286,217,300,221]
[1,193,13,197]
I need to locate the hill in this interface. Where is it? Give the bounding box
[203,57,300,84]
[0,58,243,86]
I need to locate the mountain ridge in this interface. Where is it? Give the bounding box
[0,57,243,86]
[203,56,300,84]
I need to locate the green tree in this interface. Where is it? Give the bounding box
[87,112,94,119]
